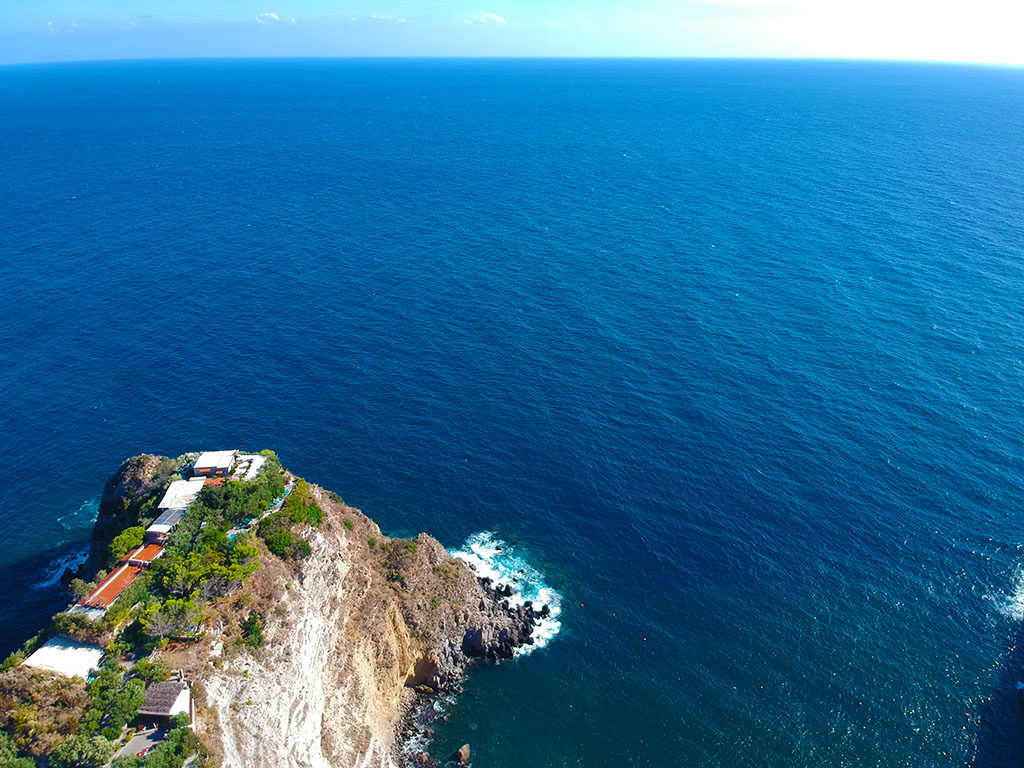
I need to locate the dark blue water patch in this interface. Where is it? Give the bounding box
[2,58,1024,765]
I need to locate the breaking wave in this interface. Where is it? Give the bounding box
[996,564,1024,622]
[450,531,562,655]
[33,544,90,591]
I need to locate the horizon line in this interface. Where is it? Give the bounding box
[4,54,1024,70]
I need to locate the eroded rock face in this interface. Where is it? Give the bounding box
[189,484,535,768]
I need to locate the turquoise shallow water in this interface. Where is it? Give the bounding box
[2,59,1024,766]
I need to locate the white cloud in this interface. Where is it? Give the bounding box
[256,12,296,25]
[468,12,507,25]
[46,20,79,34]
[369,14,409,23]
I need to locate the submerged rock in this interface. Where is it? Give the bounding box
[452,743,471,766]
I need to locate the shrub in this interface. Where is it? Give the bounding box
[52,611,105,644]
[50,734,116,768]
[291,538,312,559]
[263,529,292,557]
[137,726,200,768]
[0,731,33,768]
[343,518,354,531]
[404,540,417,553]
[367,538,376,549]
[430,595,442,610]
[240,613,263,649]
[109,527,145,563]
[132,656,169,683]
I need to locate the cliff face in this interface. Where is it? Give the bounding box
[164,485,534,768]
[82,454,180,575]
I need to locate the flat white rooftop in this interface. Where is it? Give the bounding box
[157,478,206,509]
[236,455,267,481]
[194,451,236,470]
[23,636,104,679]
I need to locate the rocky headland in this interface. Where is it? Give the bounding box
[72,455,543,767]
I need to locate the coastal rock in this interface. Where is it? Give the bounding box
[453,744,471,766]
[162,480,535,768]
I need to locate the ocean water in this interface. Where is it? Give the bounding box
[2,58,1024,766]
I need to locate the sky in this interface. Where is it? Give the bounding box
[1,0,1023,66]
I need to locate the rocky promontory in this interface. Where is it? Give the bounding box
[92,455,541,767]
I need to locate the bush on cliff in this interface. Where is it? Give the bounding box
[50,734,117,768]
[239,612,264,648]
[0,731,34,767]
[78,664,146,739]
[0,667,89,758]
[141,598,205,639]
[108,526,145,564]
[52,611,105,645]
[131,656,169,683]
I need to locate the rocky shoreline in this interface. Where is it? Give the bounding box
[394,575,551,766]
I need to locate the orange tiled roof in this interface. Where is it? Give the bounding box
[79,564,143,609]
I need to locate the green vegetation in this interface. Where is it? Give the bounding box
[433,564,458,581]
[78,664,146,740]
[403,539,417,553]
[430,595,442,610]
[49,734,116,768]
[0,732,34,768]
[0,667,89,759]
[0,632,45,672]
[110,725,200,768]
[368,538,377,549]
[256,478,322,561]
[327,491,343,504]
[239,612,264,649]
[109,527,145,564]
[143,725,202,768]
[131,656,169,683]
[128,457,287,643]
[342,518,354,531]
[52,611,105,645]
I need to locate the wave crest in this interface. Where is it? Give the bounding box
[450,531,562,655]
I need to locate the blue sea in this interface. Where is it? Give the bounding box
[2,58,1024,767]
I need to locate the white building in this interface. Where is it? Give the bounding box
[192,451,236,478]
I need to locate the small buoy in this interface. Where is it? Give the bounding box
[643,637,647,641]
[859,702,863,706]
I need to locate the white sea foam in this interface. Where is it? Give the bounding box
[450,531,562,655]
[32,497,98,591]
[55,496,100,529]
[33,545,90,590]
[997,565,1024,621]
